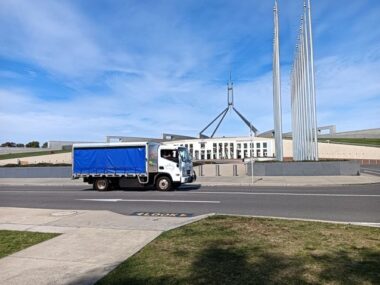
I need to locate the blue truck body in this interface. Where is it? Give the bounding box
[73,146,146,176]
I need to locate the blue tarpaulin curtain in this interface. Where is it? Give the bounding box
[73,146,146,175]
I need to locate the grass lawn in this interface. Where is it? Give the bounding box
[0,230,59,258]
[97,216,380,285]
[318,138,380,147]
[0,149,71,160]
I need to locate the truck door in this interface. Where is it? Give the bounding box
[159,149,181,182]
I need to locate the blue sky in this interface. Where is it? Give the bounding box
[0,0,379,143]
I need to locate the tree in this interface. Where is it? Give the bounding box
[16,143,25,147]
[42,142,48,148]
[26,141,40,148]
[1,142,16,147]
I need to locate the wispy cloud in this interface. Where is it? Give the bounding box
[0,0,379,143]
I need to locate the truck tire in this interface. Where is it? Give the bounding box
[94,178,110,191]
[156,176,172,191]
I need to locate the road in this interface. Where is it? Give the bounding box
[0,183,379,224]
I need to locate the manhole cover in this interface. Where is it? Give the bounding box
[51,211,78,217]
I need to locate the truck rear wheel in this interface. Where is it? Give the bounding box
[156,176,172,191]
[94,178,110,191]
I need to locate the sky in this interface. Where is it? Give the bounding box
[0,0,379,144]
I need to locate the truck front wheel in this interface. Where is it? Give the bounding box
[156,176,172,191]
[94,178,110,191]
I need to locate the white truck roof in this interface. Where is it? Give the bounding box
[72,142,152,148]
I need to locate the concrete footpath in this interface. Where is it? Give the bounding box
[0,174,379,187]
[0,207,210,285]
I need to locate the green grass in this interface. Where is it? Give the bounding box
[0,230,59,258]
[97,216,380,285]
[0,149,71,160]
[319,138,380,147]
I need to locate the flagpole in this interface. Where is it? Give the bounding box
[273,0,284,161]
[307,0,318,160]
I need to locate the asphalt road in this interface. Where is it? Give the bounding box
[0,183,379,224]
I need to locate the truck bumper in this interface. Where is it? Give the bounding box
[182,171,197,183]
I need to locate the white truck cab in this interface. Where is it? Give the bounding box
[158,146,194,185]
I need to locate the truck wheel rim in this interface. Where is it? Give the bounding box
[97,180,106,190]
[159,179,169,190]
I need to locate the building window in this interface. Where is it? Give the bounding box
[194,150,199,160]
[256,142,261,148]
[263,142,267,148]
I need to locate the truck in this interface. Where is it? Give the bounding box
[72,141,196,191]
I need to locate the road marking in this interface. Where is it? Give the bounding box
[77,198,220,204]
[195,192,380,197]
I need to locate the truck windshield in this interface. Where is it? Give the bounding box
[179,148,191,162]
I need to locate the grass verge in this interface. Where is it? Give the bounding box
[318,138,380,147]
[0,149,71,160]
[97,216,380,285]
[0,230,59,258]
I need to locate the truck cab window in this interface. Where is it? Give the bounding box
[161,149,179,163]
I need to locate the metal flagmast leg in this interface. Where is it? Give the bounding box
[233,107,258,134]
[199,107,228,137]
[210,108,229,137]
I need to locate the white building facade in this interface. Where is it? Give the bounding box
[164,137,275,161]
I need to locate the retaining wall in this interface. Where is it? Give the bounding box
[246,161,360,176]
[194,161,360,177]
